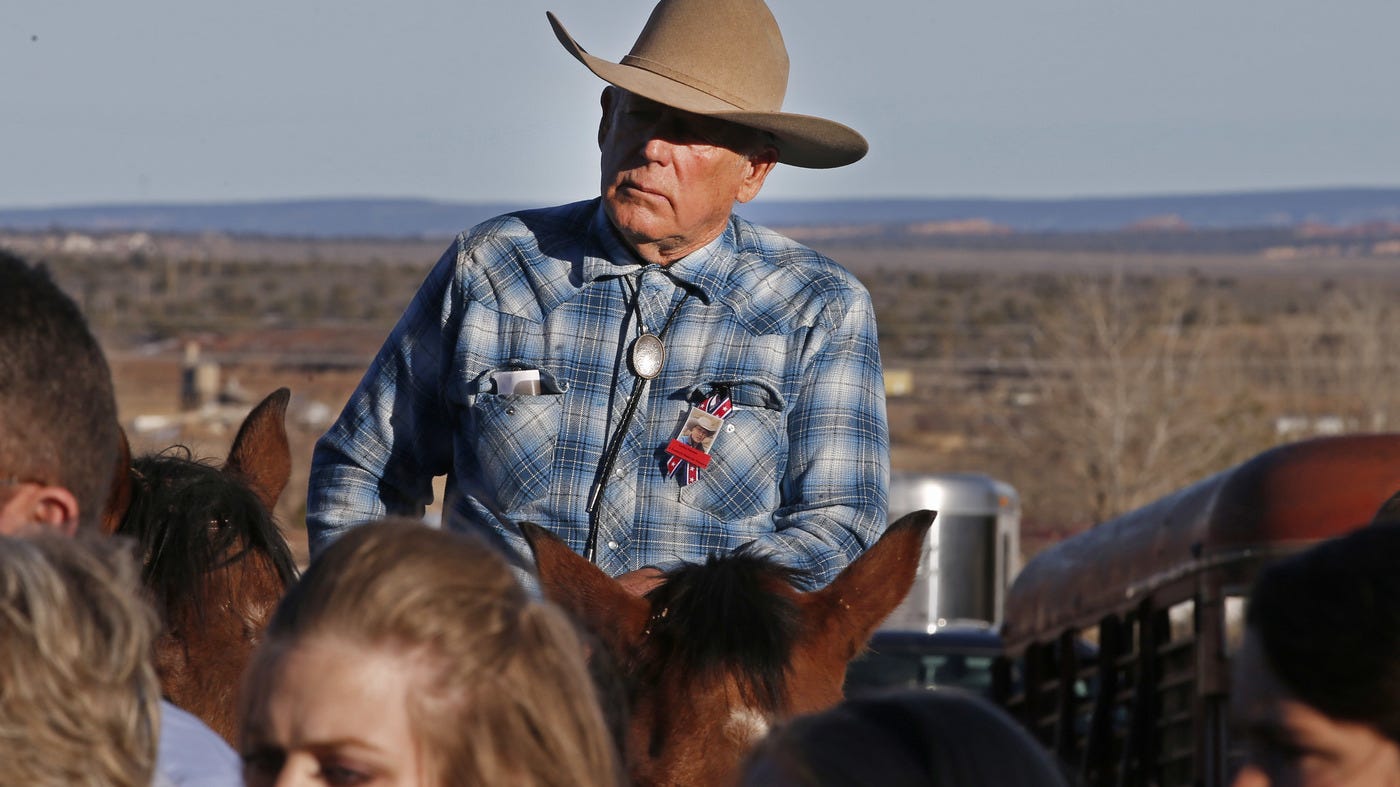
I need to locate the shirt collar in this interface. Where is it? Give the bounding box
[583,200,735,304]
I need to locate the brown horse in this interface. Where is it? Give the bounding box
[524,509,934,787]
[106,388,299,743]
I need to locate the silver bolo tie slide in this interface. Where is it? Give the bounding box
[630,333,666,380]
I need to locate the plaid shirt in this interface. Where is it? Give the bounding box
[307,199,889,589]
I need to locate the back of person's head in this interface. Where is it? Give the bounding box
[0,250,120,532]
[239,519,623,787]
[0,532,162,787]
[738,689,1068,787]
[1245,521,1400,743]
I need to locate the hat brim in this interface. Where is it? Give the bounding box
[549,12,868,169]
[690,413,722,432]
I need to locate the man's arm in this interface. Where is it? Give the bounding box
[741,282,890,589]
[306,245,460,558]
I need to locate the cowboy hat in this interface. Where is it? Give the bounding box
[548,0,868,169]
[687,412,722,434]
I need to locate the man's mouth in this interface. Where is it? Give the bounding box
[619,179,665,199]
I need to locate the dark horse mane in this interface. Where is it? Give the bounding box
[639,553,807,712]
[117,446,298,626]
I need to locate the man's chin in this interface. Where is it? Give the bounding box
[604,202,669,247]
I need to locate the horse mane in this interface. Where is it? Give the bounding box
[639,553,807,712]
[117,446,298,626]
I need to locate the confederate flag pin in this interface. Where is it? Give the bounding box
[664,391,733,485]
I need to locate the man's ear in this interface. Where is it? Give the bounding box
[0,484,81,537]
[736,147,778,204]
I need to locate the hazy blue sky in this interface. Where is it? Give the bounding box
[4,0,1398,209]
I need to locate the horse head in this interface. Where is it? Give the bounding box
[524,510,935,787]
[112,387,299,743]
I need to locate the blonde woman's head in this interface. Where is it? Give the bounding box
[239,519,623,787]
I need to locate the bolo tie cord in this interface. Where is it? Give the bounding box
[584,282,691,563]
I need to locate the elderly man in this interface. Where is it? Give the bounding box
[0,250,243,786]
[308,0,888,593]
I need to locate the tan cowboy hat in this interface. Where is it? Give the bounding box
[548,0,868,169]
[688,412,722,434]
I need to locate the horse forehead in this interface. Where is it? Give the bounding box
[228,553,289,599]
[723,705,772,746]
[630,678,776,786]
[198,553,286,612]
[633,669,773,724]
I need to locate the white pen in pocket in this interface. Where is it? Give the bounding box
[493,369,541,395]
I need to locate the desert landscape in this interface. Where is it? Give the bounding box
[7,220,1400,563]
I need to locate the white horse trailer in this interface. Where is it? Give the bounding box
[879,472,1021,633]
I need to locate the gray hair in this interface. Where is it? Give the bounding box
[0,532,162,787]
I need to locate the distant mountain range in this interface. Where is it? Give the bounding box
[2,187,1399,239]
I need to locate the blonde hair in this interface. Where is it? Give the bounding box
[0,532,162,787]
[241,520,623,787]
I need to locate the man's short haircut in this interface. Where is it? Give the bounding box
[0,532,162,786]
[738,688,1068,786]
[1246,521,1400,743]
[0,249,120,528]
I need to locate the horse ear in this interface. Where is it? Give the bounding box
[100,426,134,536]
[225,388,292,512]
[521,521,650,658]
[800,509,935,663]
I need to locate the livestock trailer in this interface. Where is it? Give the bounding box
[996,434,1400,787]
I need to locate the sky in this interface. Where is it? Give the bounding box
[3,0,1399,210]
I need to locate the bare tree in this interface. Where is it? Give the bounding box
[1320,286,1400,432]
[998,272,1261,523]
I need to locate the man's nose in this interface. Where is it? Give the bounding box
[642,133,679,164]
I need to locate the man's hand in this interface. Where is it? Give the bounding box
[616,566,665,597]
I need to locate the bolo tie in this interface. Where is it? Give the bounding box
[584,276,690,563]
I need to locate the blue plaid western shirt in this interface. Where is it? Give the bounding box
[307,199,889,589]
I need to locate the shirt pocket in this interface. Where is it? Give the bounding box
[676,380,786,523]
[459,368,566,512]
